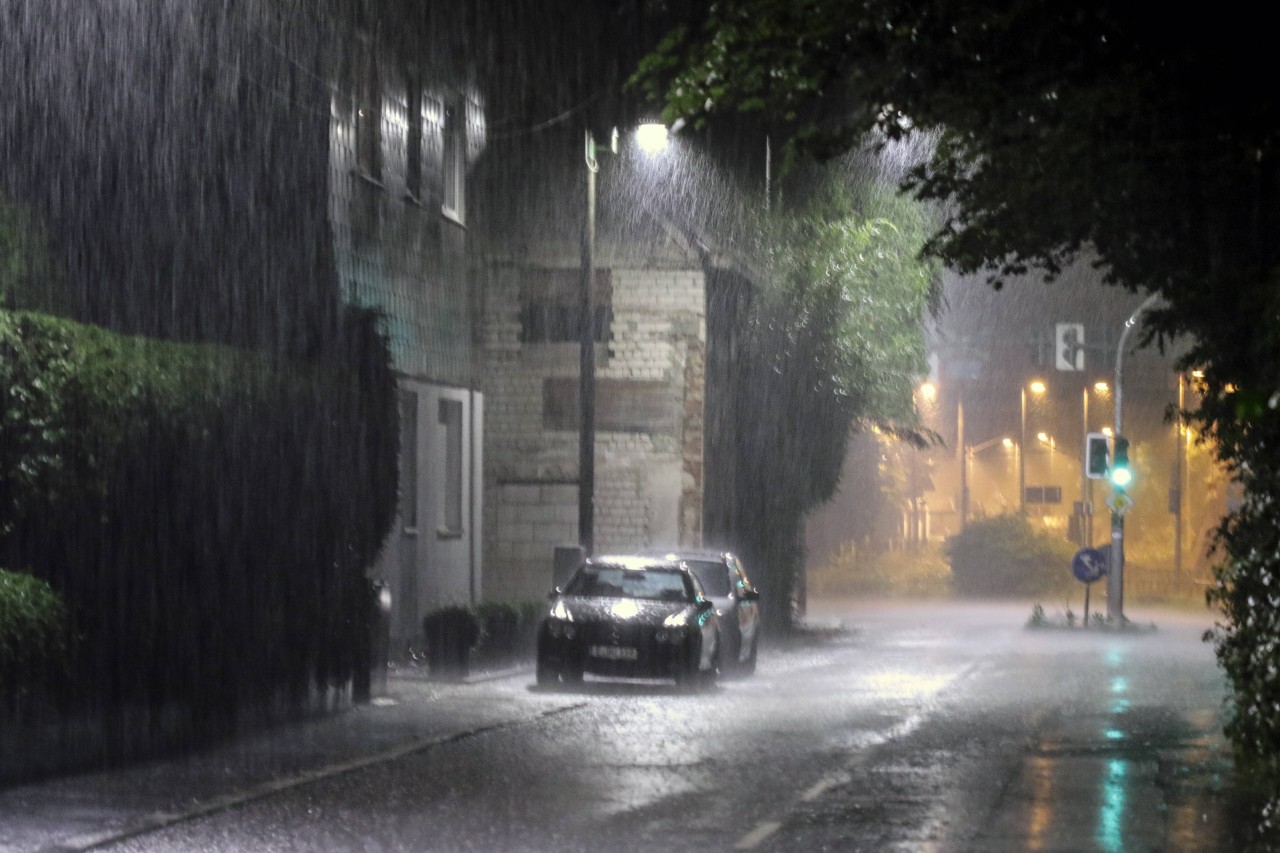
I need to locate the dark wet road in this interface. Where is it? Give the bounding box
[41,600,1248,852]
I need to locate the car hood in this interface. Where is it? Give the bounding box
[554,596,691,626]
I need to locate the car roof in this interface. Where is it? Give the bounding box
[585,554,684,572]
[640,548,735,563]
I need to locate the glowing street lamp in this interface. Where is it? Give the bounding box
[635,122,669,155]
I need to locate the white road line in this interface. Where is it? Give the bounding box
[733,820,784,850]
[799,771,852,802]
[730,660,988,851]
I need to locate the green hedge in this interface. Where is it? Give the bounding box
[426,601,546,670]
[0,568,68,702]
[0,308,397,730]
[945,514,1077,598]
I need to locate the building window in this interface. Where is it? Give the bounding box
[438,398,463,537]
[404,67,422,201]
[399,390,418,530]
[519,268,612,344]
[441,98,465,224]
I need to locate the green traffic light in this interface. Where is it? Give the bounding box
[1109,436,1131,488]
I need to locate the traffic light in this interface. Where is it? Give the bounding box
[1109,436,1132,489]
[1085,432,1110,479]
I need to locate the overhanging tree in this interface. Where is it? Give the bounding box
[634,0,1280,815]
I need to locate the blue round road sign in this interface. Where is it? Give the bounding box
[1072,547,1108,584]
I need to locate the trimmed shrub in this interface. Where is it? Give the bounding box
[474,601,520,665]
[945,514,1076,598]
[811,543,952,598]
[423,606,481,679]
[516,600,547,649]
[0,568,69,704]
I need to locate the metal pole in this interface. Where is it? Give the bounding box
[1019,387,1027,515]
[1174,373,1184,578]
[1081,388,1089,546]
[1107,292,1161,620]
[958,399,968,529]
[579,131,597,555]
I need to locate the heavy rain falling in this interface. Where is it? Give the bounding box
[0,1,1276,850]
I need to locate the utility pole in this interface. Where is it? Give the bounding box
[579,129,599,555]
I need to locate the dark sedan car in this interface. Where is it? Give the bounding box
[536,555,720,688]
[649,549,760,674]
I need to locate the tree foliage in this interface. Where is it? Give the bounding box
[0,568,69,705]
[728,172,938,630]
[635,0,1280,815]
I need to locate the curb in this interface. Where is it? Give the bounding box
[45,700,584,853]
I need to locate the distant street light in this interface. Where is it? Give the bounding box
[962,436,1014,527]
[1020,380,1047,514]
[1037,432,1058,482]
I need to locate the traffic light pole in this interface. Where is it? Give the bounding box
[1107,293,1160,620]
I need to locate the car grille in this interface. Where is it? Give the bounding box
[578,620,676,676]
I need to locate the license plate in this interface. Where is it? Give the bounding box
[589,644,638,661]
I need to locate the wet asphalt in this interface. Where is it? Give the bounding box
[0,599,1252,852]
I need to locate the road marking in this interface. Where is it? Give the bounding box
[733,820,784,850]
[799,771,851,802]
[730,660,987,851]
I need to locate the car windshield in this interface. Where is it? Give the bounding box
[684,560,731,596]
[565,567,693,602]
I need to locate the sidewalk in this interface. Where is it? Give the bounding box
[0,666,575,853]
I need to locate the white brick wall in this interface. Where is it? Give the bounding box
[479,263,706,602]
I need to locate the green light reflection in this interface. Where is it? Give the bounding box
[1097,758,1128,852]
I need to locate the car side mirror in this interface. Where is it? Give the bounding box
[547,587,562,601]
[741,589,760,602]
[696,598,714,613]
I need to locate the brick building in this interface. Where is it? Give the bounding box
[477,239,707,601]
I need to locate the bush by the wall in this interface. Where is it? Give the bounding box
[0,568,69,706]
[945,514,1076,598]
[0,307,397,739]
[810,543,952,598]
[423,606,480,679]
[474,601,520,665]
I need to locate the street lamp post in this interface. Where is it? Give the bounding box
[578,125,668,555]
[965,436,1013,524]
[1020,380,1046,514]
[579,129,600,555]
[1037,432,1056,482]
[1107,293,1161,620]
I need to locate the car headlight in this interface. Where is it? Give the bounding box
[657,610,693,643]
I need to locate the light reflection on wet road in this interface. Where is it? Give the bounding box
[91,599,1243,852]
